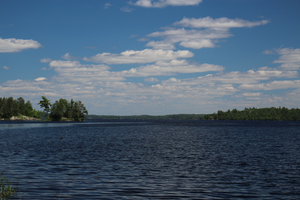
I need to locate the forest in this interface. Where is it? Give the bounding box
[203,107,300,121]
[38,96,88,121]
[0,97,42,119]
[0,96,88,121]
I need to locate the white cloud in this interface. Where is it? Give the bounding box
[83,49,194,64]
[263,48,300,70]
[49,60,82,68]
[239,80,300,90]
[274,48,300,63]
[131,0,202,8]
[279,63,300,70]
[148,28,231,39]
[48,60,123,82]
[117,60,224,77]
[144,77,159,82]
[35,77,46,81]
[162,68,298,86]
[44,59,224,87]
[146,41,175,49]
[146,17,268,49]
[1,67,299,115]
[2,42,300,115]
[174,17,269,29]
[242,93,261,97]
[61,53,79,60]
[0,38,42,53]
[147,28,226,49]
[3,66,9,70]
[179,39,215,49]
[40,58,53,63]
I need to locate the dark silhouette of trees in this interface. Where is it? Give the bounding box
[48,98,88,121]
[0,97,42,119]
[0,96,88,121]
[38,96,51,114]
[71,101,88,121]
[203,107,300,121]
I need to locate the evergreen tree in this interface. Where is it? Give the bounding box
[24,100,33,116]
[72,101,88,121]
[49,100,64,121]
[38,96,51,118]
[17,97,25,115]
[48,98,88,121]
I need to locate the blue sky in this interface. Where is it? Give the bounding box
[1,0,300,115]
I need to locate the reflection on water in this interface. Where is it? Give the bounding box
[0,120,300,199]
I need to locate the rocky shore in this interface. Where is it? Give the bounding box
[6,115,41,121]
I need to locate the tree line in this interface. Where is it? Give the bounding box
[39,96,88,121]
[0,97,42,119]
[0,96,88,121]
[203,107,300,121]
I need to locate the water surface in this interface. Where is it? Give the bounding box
[0,120,299,199]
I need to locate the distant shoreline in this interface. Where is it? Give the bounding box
[87,114,206,120]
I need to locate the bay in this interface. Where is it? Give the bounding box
[0,120,300,199]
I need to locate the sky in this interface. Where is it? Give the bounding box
[1,0,300,115]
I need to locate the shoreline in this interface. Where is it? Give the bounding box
[0,116,41,121]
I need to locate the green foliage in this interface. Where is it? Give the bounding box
[38,96,51,113]
[71,101,88,121]
[0,97,37,119]
[17,97,25,115]
[49,98,88,121]
[49,100,64,121]
[203,107,300,121]
[29,109,44,119]
[0,172,18,199]
[0,96,88,121]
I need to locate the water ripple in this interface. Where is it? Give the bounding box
[0,120,300,199]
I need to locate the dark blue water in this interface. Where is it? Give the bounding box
[0,120,300,199]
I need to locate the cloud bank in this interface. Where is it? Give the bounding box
[146,17,269,49]
[1,46,299,115]
[84,49,194,64]
[0,13,298,115]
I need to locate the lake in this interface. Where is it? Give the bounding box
[0,120,300,199]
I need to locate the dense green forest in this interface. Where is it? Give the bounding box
[39,96,88,121]
[203,107,300,121]
[0,97,43,119]
[87,114,205,120]
[0,96,88,121]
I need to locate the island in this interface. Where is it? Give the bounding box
[0,96,88,122]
